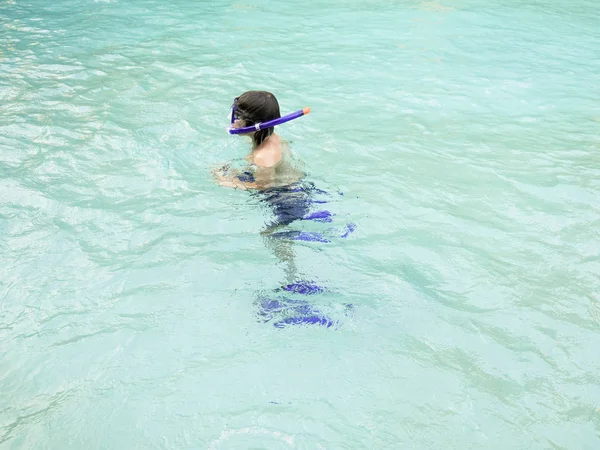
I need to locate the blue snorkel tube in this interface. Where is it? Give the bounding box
[228,107,311,135]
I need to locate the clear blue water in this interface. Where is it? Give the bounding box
[1,0,600,448]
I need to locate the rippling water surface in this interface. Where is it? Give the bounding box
[1,0,600,448]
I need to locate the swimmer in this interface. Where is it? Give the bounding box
[213,91,349,236]
[212,90,308,191]
[212,91,354,328]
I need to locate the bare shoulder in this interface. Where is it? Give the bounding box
[253,150,281,168]
[253,136,283,168]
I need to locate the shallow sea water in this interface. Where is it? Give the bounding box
[1,0,600,448]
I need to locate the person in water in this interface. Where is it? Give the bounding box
[213,90,349,235]
[213,90,304,192]
[214,90,327,235]
[213,91,354,328]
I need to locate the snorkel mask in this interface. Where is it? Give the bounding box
[227,98,310,135]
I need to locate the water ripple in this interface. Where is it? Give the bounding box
[1,0,600,448]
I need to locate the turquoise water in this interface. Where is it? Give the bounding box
[1,0,600,447]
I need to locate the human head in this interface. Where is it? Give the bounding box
[232,91,281,147]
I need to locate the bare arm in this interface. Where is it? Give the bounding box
[212,165,256,190]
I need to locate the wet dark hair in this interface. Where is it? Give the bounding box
[233,91,281,147]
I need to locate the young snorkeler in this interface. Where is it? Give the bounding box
[213,91,354,328]
[214,90,327,235]
[213,90,306,192]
